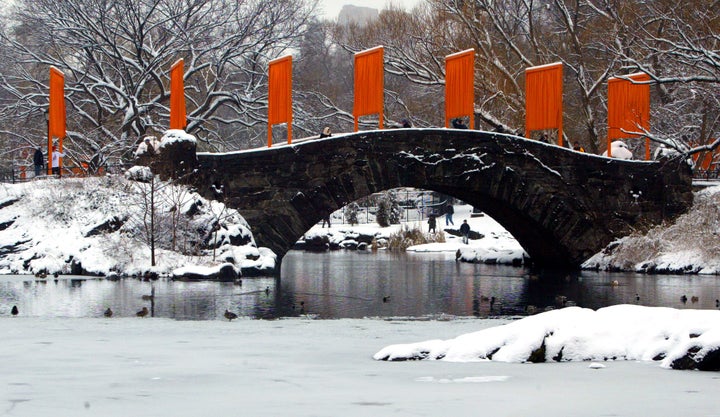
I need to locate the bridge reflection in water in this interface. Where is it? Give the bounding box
[3,252,718,320]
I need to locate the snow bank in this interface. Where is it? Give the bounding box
[584,185,720,274]
[0,176,274,277]
[374,305,720,370]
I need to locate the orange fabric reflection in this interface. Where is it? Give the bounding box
[525,62,563,146]
[49,66,66,174]
[268,55,293,147]
[353,46,384,131]
[607,73,650,159]
[445,49,474,128]
[170,59,187,130]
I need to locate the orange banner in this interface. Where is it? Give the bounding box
[525,62,563,146]
[268,55,293,147]
[170,59,187,130]
[607,72,651,159]
[49,66,66,174]
[445,49,475,129]
[353,46,384,131]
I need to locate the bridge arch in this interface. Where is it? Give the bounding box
[162,129,692,270]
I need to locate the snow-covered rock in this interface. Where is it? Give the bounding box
[159,129,196,149]
[125,165,153,182]
[373,304,720,371]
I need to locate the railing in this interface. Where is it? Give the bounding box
[0,163,131,184]
[693,168,720,180]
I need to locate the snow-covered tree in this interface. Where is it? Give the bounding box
[375,191,401,227]
[0,0,317,166]
[344,202,360,226]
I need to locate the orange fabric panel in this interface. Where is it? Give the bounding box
[49,67,66,140]
[525,62,563,145]
[607,72,650,159]
[170,59,187,130]
[268,55,293,147]
[49,67,66,174]
[607,73,650,140]
[445,49,475,128]
[353,46,384,131]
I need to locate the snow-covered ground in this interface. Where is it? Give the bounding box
[2,314,719,417]
[584,185,720,274]
[303,203,527,264]
[0,176,274,277]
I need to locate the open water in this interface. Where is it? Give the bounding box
[1,250,719,319]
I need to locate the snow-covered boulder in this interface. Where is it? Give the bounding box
[373,305,720,371]
[159,129,196,149]
[125,165,153,182]
[601,140,633,159]
[172,263,239,282]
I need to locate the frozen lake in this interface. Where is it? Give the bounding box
[3,253,720,416]
[2,316,719,417]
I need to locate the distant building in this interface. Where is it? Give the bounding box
[338,4,379,26]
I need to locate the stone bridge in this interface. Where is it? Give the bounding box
[156,129,693,270]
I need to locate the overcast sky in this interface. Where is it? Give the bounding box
[319,0,423,20]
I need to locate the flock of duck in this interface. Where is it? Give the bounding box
[7,279,720,319]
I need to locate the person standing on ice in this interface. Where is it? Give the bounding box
[460,219,470,244]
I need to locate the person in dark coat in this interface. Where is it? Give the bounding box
[33,147,44,177]
[460,220,471,244]
[428,214,437,233]
[452,118,468,129]
[445,204,455,226]
[401,119,412,128]
[319,127,332,138]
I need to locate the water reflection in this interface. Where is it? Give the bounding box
[1,251,719,320]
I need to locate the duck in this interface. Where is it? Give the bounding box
[382,296,391,303]
[35,272,47,279]
[680,295,688,303]
[635,293,640,302]
[141,287,155,301]
[610,280,619,287]
[11,305,18,316]
[716,299,719,308]
[136,307,149,318]
[103,307,113,318]
[690,296,699,303]
[224,309,238,321]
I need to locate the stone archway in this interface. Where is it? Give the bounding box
[158,129,693,269]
